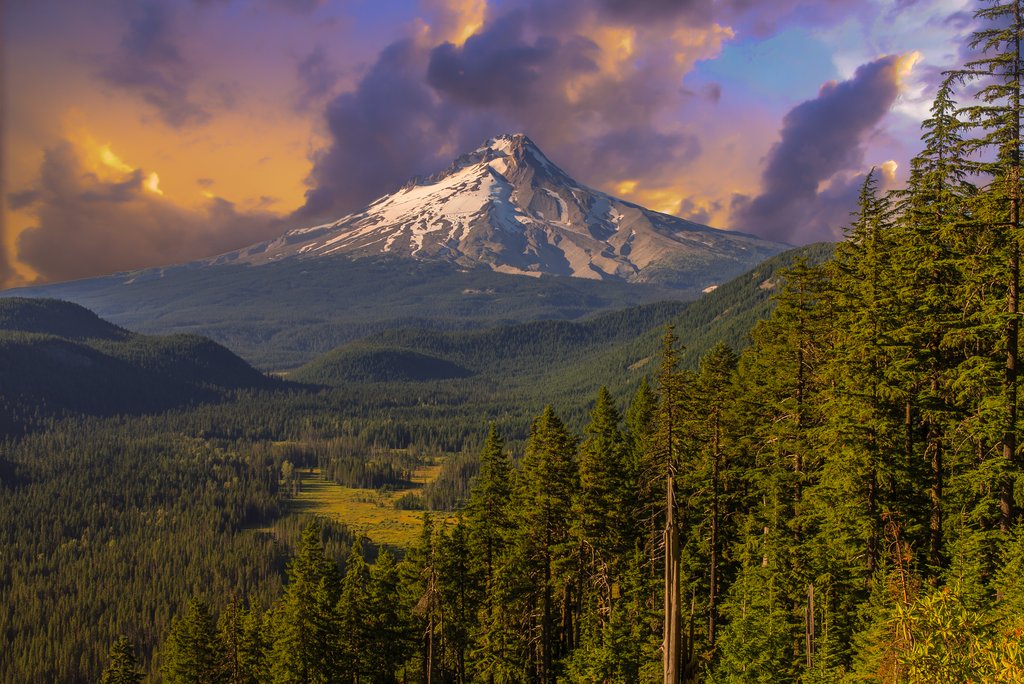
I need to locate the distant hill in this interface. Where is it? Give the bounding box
[292,345,474,384]
[291,244,835,406]
[0,297,131,341]
[0,299,275,424]
[5,256,691,370]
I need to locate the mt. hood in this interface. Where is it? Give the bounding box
[215,134,786,289]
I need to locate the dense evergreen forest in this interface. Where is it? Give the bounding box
[7,1,1024,681]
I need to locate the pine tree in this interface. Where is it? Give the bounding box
[465,425,512,595]
[367,549,414,682]
[100,636,143,684]
[570,386,628,681]
[269,520,342,684]
[684,342,739,653]
[954,0,1024,532]
[655,326,689,683]
[510,406,578,682]
[890,76,974,577]
[338,537,373,681]
[162,598,223,684]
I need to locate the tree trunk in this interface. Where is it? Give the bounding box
[663,472,680,684]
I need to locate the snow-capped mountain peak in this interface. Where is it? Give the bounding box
[216,134,787,289]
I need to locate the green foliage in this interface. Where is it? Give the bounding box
[162,598,223,684]
[100,637,143,684]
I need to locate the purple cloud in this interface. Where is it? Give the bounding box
[731,55,902,243]
[97,3,208,128]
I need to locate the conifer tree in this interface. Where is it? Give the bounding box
[269,520,342,684]
[684,342,739,652]
[402,514,442,683]
[437,521,476,682]
[510,406,578,682]
[954,0,1024,531]
[368,549,414,682]
[570,386,628,681]
[162,598,223,684]
[465,425,512,592]
[100,636,143,684]
[890,76,974,576]
[338,538,373,681]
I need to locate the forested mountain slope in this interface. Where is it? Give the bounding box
[292,243,835,395]
[0,298,275,425]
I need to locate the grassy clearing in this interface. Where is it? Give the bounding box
[286,467,454,548]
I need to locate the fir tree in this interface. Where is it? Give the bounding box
[269,520,342,684]
[954,0,1024,532]
[162,598,223,684]
[511,406,579,682]
[100,636,143,684]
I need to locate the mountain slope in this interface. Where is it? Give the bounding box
[292,244,835,396]
[219,134,786,288]
[0,299,275,423]
[0,297,131,341]
[5,257,683,369]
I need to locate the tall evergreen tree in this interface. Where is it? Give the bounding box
[890,75,974,577]
[570,386,628,682]
[162,599,223,684]
[100,636,143,684]
[954,0,1024,532]
[269,520,342,684]
[510,406,578,682]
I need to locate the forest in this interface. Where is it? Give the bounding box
[5,0,1024,682]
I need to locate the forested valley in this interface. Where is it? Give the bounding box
[7,1,1024,682]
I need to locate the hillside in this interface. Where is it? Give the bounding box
[5,256,686,370]
[0,299,275,425]
[291,243,835,425]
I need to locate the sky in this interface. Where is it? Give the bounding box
[0,0,978,287]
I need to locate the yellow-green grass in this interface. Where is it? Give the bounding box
[286,467,454,548]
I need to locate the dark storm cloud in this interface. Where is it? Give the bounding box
[586,128,701,180]
[427,12,600,107]
[295,39,459,220]
[295,46,340,110]
[731,55,902,244]
[595,0,714,24]
[295,0,876,228]
[295,3,682,221]
[15,141,285,283]
[97,3,209,127]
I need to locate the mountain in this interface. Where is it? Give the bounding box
[3,134,788,370]
[0,298,276,424]
[216,133,786,288]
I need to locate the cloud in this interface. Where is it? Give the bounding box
[295,45,340,110]
[296,1,734,222]
[13,140,285,283]
[96,3,209,128]
[295,39,460,220]
[731,55,903,244]
[426,11,600,107]
[595,0,714,24]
